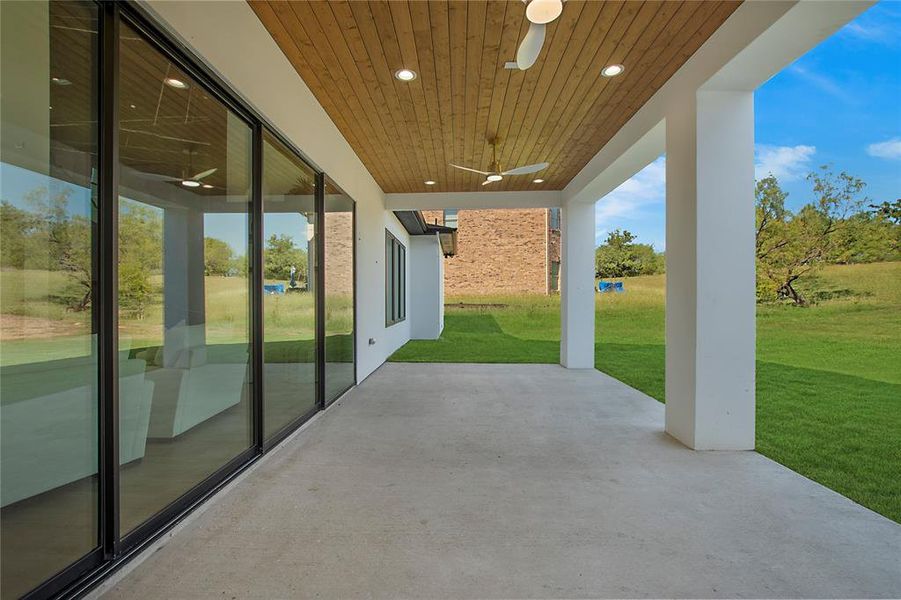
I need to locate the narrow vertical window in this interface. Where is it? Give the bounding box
[385,231,405,326]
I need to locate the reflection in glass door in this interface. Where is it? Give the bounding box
[0,1,100,596]
[262,132,318,438]
[323,177,356,403]
[117,19,253,536]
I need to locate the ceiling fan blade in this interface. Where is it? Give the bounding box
[134,171,180,182]
[191,167,217,180]
[502,162,550,176]
[514,22,546,70]
[481,179,496,186]
[450,163,492,176]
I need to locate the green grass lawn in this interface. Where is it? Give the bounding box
[390,262,901,523]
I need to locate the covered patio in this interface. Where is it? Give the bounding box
[97,363,901,599]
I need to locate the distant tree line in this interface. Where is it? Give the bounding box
[594,229,664,278]
[593,166,899,306]
[755,167,899,305]
[0,189,308,318]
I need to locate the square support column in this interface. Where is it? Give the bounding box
[560,200,596,369]
[665,90,756,450]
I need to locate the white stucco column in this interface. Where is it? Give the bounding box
[409,235,445,340]
[665,90,756,450]
[560,200,596,369]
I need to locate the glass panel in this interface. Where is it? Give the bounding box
[117,20,253,535]
[323,177,355,402]
[262,132,317,437]
[0,1,100,596]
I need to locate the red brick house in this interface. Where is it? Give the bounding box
[422,208,561,295]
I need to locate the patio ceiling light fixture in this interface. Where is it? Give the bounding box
[424,180,436,185]
[394,69,417,82]
[181,180,201,188]
[526,0,563,25]
[533,178,544,183]
[601,64,625,77]
[164,77,189,89]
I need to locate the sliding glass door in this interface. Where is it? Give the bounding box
[323,177,355,403]
[262,132,318,439]
[0,2,100,597]
[116,19,254,536]
[0,3,356,597]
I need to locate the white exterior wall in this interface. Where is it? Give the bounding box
[409,235,445,340]
[142,0,410,382]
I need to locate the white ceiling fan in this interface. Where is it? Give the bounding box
[450,139,548,186]
[135,147,218,188]
[505,0,564,71]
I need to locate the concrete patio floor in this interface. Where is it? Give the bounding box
[98,363,901,599]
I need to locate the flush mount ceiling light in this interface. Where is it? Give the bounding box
[424,180,436,185]
[164,77,189,89]
[181,180,201,188]
[394,69,417,82]
[533,178,545,183]
[51,77,72,86]
[525,0,563,25]
[601,64,625,78]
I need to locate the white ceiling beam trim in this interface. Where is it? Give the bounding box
[385,190,563,211]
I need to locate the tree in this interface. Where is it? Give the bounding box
[264,233,307,281]
[595,229,663,278]
[204,237,235,276]
[755,167,867,305]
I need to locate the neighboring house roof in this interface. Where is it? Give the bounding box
[393,210,457,257]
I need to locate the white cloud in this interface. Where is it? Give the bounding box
[755,144,816,182]
[786,65,853,103]
[595,156,665,246]
[866,138,901,160]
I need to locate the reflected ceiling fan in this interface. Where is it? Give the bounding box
[135,147,217,188]
[450,139,548,186]
[505,0,565,71]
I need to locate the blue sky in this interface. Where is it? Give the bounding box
[596,1,901,251]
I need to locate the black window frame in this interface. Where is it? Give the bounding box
[6,2,358,598]
[385,230,406,326]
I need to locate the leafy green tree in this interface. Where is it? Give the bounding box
[0,201,40,269]
[755,167,867,305]
[204,237,235,276]
[595,229,663,278]
[264,233,307,281]
[117,200,162,317]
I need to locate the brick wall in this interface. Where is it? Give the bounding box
[324,210,353,295]
[423,208,557,295]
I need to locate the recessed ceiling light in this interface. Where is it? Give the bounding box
[181,180,201,188]
[526,0,563,24]
[164,77,189,89]
[202,184,214,189]
[130,104,137,109]
[51,77,72,86]
[424,180,436,185]
[601,64,624,78]
[394,69,417,82]
[533,178,544,183]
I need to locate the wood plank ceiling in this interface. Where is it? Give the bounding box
[249,0,741,193]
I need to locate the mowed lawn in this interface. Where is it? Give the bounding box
[390,262,901,523]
